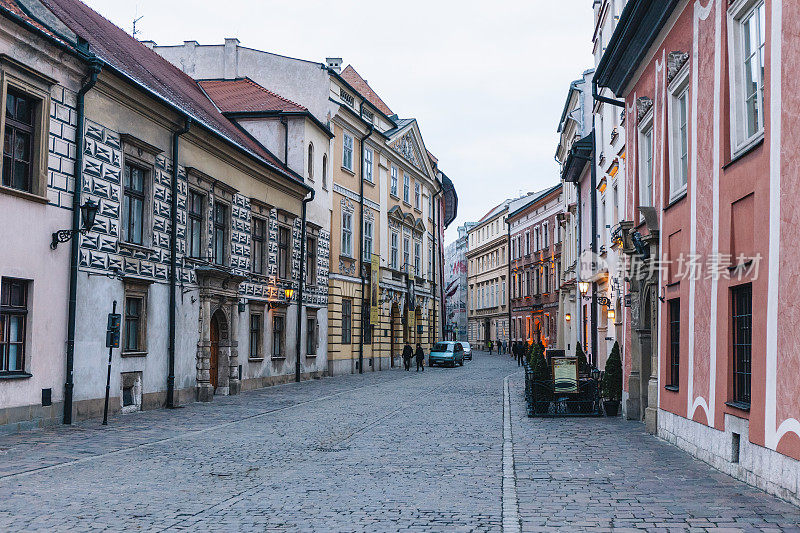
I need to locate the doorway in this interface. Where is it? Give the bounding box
[210,311,221,391]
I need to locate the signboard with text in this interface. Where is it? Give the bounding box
[551,357,578,394]
[370,254,380,325]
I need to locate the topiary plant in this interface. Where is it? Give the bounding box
[528,341,553,408]
[575,342,589,375]
[601,341,623,401]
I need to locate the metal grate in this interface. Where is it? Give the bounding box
[669,299,680,388]
[732,284,752,405]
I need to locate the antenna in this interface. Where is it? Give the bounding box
[132,15,143,39]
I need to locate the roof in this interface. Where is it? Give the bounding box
[0,0,64,42]
[340,65,393,116]
[507,183,562,219]
[26,0,297,182]
[594,0,680,95]
[198,78,307,114]
[561,133,594,183]
[440,171,457,228]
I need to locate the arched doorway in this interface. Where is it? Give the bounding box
[391,303,401,367]
[415,308,423,347]
[209,309,228,394]
[210,314,220,390]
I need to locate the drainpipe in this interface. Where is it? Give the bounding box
[505,215,511,345]
[357,116,374,374]
[575,183,582,357]
[63,56,103,425]
[590,122,598,368]
[167,117,192,409]
[295,188,315,383]
[592,79,626,108]
[281,116,289,165]
[432,188,442,343]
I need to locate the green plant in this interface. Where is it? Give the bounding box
[601,341,623,401]
[575,342,589,375]
[528,342,552,406]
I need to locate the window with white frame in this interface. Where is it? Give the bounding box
[403,235,410,272]
[543,223,549,248]
[341,211,353,257]
[669,70,690,199]
[391,231,399,269]
[638,111,654,207]
[403,173,410,203]
[364,147,373,182]
[390,166,398,197]
[414,239,421,276]
[414,182,421,210]
[729,0,766,153]
[342,132,354,171]
[363,219,373,261]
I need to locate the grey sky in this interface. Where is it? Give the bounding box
[84,0,594,245]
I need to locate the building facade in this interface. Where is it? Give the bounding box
[508,185,563,348]
[466,201,512,350]
[444,223,473,341]
[596,0,800,504]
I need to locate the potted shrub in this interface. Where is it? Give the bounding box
[529,342,552,413]
[575,342,589,376]
[601,341,623,416]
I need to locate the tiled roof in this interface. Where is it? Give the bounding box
[0,0,62,42]
[340,65,393,116]
[199,78,307,114]
[32,0,294,180]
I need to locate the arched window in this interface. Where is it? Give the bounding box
[307,143,314,179]
[321,153,328,189]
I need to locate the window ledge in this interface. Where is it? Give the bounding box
[306,354,318,358]
[0,185,48,204]
[725,135,764,169]
[664,385,679,392]
[402,201,412,208]
[340,166,355,176]
[0,372,32,380]
[363,179,375,186]
[339,254,355,262]
[120,242,156,254]
[121,351,147,358]
[390,192,400,200]
[248,357,265,362]
[271,356,287,361]
[725,400,750,412]
[663,190,688,212]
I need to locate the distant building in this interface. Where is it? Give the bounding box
[444,223,474,341]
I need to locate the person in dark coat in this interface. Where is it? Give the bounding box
[415,343,425,372]
[402,344,413,371]
[517,342,524,366]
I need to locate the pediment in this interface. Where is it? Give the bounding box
[388,120,433,178]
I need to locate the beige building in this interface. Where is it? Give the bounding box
[466,201,512,350]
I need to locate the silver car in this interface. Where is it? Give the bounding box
[458,341,472,360]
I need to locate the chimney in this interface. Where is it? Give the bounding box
[141,40,157,50]
[224,38,240,80]
[325,57,342,74]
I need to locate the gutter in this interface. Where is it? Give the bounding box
[592,79,625,108]
[357,109,374,374]
[166,116,192,409]
[505,215,512,343]
[294,188,315,382]
[63,54,103,425]
[280,116,289,165]
[432,187,442,342]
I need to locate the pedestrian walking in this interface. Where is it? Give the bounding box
[415,343,425,372]
[402,343,413,371]
[488,340,493,354]
[517,342,524,366]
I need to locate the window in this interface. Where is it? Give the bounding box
[306,315,317,355]
[414,182,421,210]
[668,299,680,388]
[403,173,410,203]
[732,284,752,406]
[390,166,398,197]
[639,123,654,207]
[362,301,372,344]
[669,78,690,198]
[414,240,421,276]
[249,313,262,359]
[124,296,144,353]
[428,242,433,280]
[363,220,373,261]
[403,235,410,272]
[278,226,290,279]
[188,191,204,259]
[730,0,766,151]
[364,147,373,182]
[543,224,549,248]
[123,162,147,245]
[252,217,266,275]
[511,239,516,260]
[525,232,530,255]
[428,195,432,220]
[341,299,352,344]
[391,232,399,269]
[2,90,34,192]
[213,202,227,265]
[341,211,353,257]
[342,132,353,171]
[0,278,27,373]
[307,143,314,179]
[322,154,328,189]
[272,314,285,357]
[543,264,549,293]
[306,236,317,285]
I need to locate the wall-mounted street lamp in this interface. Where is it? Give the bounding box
[565,313,571,322]
[284,288,294,300]
[51,199,100,250]
[578,281,590,295]
[607,309,616,321]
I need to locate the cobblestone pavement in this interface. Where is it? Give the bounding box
[0,353,798,532]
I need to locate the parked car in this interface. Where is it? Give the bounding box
[458,341,472,360]
[428,341,465,367]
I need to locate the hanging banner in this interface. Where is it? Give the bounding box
[370,254,380,325]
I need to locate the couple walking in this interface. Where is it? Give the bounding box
[402,343,425,372]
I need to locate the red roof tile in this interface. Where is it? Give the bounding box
[199,78,307,114]
[340,65,393,116]
[0,0,62,42]
[33,0,293,179]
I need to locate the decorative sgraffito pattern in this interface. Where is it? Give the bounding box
[47,86,79,210]
[77,119,328,305]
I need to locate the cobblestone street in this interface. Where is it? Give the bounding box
[0,352,799,532]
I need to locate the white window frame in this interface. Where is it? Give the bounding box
[341,210,353,257]
[390,166,398,197]
[403,173,410,203]
[391,231,399,269]
[363,146,373,183]
[363,219,373,261]
[727,0,766,157]
[638,109,654,207]
[414,181,421,210]
[342,132,354,171]
[403,235,410,272]
[667,66,690,201]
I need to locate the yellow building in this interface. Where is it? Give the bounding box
[326,66,457,374]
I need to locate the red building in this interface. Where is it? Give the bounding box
[596,0,799,504]
[508,185,562,347]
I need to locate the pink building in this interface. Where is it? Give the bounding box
[596,0,799,503]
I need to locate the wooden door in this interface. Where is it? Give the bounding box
[210,315,219,390]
